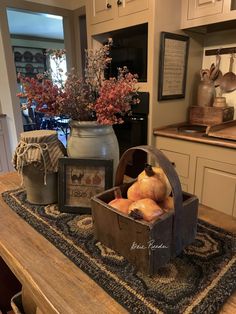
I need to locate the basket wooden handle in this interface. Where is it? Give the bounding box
[115,145,183,253]
[115,145,183,207]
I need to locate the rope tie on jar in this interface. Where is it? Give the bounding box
[15,141,49,185]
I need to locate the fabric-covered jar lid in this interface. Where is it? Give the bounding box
[13,130,66,174]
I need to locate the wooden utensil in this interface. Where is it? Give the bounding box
[213,54,222,86]
[220,54,236,93]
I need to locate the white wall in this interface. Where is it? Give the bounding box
[202,29,236,118]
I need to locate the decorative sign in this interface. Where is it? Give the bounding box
[158,32,189,100]
[58,157,113,214]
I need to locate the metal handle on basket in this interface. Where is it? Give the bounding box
[115,145,183,254]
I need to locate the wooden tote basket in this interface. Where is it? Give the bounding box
[91,145,199,275]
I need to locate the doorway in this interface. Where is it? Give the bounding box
[6,7,69,145]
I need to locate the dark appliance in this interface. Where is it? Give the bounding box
[113,92,149,178]
[104,23,148,82]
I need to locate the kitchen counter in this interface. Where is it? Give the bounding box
[153,122,236,149]
[154,123,236,218]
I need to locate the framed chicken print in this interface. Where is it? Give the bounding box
[58,157,113,214]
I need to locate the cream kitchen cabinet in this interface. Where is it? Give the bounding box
[156,137,196,194]
[155,134,236,217]
[0,115,12,173]
[90,0,149,25]
[187,0,224,20]
[195,158,236,217]
[90,0,115,24]
[181,0,236,29]
[117,0,149,17]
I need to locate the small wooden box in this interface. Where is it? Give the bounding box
[91,146,198,275]
[189,106,234,125]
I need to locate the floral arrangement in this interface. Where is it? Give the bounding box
[46,48,66,88]
[17,49,66,114]
[17,73,62,115]
[17,42,139,125]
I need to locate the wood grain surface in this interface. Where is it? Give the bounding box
[206,120,236,140]
[153,123,236,149]
[189,106,234,126]
[0,172,127,314]
[0,172,235,313]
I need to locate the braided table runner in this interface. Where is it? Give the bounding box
[2,188,236,314]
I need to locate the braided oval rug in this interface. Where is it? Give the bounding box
[2,188,236,314]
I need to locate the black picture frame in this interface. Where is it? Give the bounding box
[158,32,189,101]
[58,157,113,214]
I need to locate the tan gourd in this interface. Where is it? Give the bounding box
[137,164,171,202]
[128,198,163,222]
[138,164,171,197]
[158,196,174,212]
[108,187,133,214]
[127,181,143,201]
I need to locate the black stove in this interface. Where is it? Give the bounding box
[113,92,149,178]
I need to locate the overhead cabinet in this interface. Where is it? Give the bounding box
[181,0,236,29]
[187,0,224,20]
[91,0,114,24]
[118,0,149,17]
[90,0,149,25]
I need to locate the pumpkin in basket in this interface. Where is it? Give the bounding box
[127,163,171,202]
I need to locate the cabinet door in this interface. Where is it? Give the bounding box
[195,158,236,217]
[118,0,148,17]
[91,0,115,24]
[160,149,190,193]
[188,0,224,19]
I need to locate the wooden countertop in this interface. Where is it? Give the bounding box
[0,172,235,313]
[153,123,236,149]
[0,172,127,314]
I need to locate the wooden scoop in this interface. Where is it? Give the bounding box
[220,54,236,93]
[213,54,222,86]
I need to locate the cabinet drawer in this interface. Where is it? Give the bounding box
[160,149,190,178]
